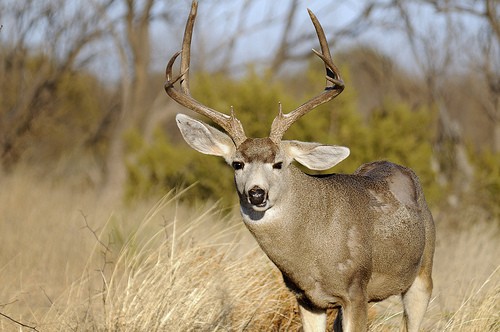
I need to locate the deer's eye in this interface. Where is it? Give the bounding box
[273,162,283,170]
[232,161,244,170]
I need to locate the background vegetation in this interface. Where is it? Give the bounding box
[0,0,498,330]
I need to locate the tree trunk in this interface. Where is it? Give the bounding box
[100,0,154,200]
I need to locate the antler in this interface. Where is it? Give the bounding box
[165,1,247,146]
[269,9,345,143]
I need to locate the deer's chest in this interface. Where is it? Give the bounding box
[242,207,373,307]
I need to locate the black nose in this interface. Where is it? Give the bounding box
[248,187,266,206]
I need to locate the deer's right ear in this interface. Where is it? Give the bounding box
[283,140,350,171]
[176,114,236,159]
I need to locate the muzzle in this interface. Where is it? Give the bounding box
[247,186,267,207]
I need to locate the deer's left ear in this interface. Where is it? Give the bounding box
[283,141,350,170]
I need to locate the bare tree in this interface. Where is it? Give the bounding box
[391,0,476,201]
[428,0,500,152]
[352,0,499,203]
[0,0,113,170]
[89,0,189,195]
[100,0,157,195]
[189,1,387,75]
[269,1,380,72]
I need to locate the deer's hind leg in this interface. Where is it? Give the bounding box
[400,274,433,332]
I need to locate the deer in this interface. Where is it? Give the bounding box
[164,1,435,331]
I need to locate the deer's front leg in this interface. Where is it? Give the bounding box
[341,282,369,332]
[298,303,327,332]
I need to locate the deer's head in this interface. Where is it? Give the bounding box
[166,1,349,213]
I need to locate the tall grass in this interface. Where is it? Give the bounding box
[0,169,498,331]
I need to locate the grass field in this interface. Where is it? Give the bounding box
[0,169,498,331]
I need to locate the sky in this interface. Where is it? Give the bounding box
[150,0,379,73]
[147,0,490,78]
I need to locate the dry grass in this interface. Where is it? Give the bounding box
[0,169,498,331]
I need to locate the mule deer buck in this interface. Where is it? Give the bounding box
[165,2,435,331]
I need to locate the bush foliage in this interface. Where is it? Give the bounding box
[126,64,441,207]
[473,149,500,220]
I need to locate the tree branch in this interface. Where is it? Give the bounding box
[0,311,39,332]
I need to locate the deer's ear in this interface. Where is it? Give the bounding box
[283,141,350,171]
[176,114,235,160]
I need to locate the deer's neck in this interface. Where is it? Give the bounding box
[240,165,337,249]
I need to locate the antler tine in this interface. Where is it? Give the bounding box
[269,9,345,143]
[164,0,247,146]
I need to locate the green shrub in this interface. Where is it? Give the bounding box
[363,101,439,202]
[125,128,235,204]
[472,149,500,220]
